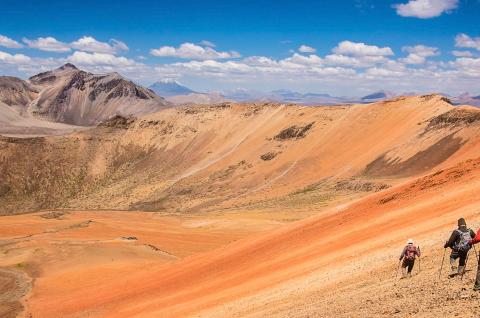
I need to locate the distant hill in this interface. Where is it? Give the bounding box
[222,88,351,105]
[149,80,196,97]
[361,90,396,101]
[450,93,480,107]
[166,92,229,105]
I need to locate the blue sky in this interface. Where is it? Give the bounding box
[0,0,479,96]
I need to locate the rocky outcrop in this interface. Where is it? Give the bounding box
[0,76,37,106]
[274,122,314,140]
[97,115,136,129]
[425,108,480,131]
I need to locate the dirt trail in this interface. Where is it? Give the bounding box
[202,233,480,318]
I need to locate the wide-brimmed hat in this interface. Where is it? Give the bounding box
[407,238,414,245]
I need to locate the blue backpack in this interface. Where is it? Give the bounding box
[455,229,472,252]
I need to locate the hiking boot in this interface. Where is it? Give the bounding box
[401,268,407,279]
[474,285,480,291]
[407,272,412,278]
[458,266,465,275]
[450,266,458,276]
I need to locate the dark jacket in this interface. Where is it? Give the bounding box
[444,226,475,249]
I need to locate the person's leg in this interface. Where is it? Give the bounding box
[450,251,459,275]
[407,260,415,276]
[458,250,467,274]
[401,260,408,278]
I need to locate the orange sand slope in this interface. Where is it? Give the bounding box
[0,210,283,317]
[2,94,480,216]
[2,95,480,317]
[23,157,480,317]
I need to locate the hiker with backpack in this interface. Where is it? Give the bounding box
[468,227,480,291]
[443,218,475,277]
[399,239,421,278]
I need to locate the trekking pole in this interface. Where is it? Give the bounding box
[418,246,421,273]
[461,250,470,281]
[438,248,446,280]
[395,260,401,279]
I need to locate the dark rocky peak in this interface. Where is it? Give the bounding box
[58,63,78,71]
[87,76,157,102]
[30,64,84,85]
[29,70,54,84]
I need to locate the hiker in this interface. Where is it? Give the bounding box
[399,238,421,278]
[443,218,475,277]
[468,228,480,291]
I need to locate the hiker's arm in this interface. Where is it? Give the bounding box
[469,229,480,245]
[399,247,406,260]
[444,231,457,248]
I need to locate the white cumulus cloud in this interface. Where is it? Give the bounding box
[22,35,129,55]
[400,45,439,64]
[0,35,23,49]
[393,0,458,19]
[0,51,31,63]
[284,53,323,66]
[452,50,474,57]
[325,54,389,68]
[449,57,480,77]
[332,41,394,56]
[150,42,240,60]
[22,37,71,52]
[71,36,128,54]
[455,33,480,51]
[298,45,316,53]
[67,51,138,67]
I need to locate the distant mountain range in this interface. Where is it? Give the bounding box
[219,89,347,105]
[151,84,407,106]
[150,81,480,107]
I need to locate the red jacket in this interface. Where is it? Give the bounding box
[399,245,421,260]
[469,228,480,245]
